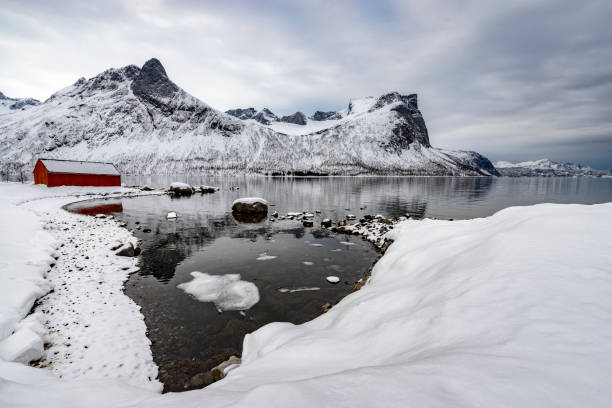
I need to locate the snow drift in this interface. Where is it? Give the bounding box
[0,58,498,176]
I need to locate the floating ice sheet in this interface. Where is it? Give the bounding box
[177,272,260,311]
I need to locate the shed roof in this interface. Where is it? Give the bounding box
[39,159,120,176]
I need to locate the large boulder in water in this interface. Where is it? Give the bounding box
[232,197,268,214]
[169,182,194,196]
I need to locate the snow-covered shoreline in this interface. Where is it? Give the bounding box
[2,182,612,407]
[0,183,163,392]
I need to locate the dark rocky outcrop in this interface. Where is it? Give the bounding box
[280,112,307,125]
[252,108,279,125]
[311,111,342,121]
[131,58,179,99]
[226,108,257,120]
[226,107,279,125]
[9,98,40,110]
[370,92,418,111]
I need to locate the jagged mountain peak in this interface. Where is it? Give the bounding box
[142,58,168,78]
[0,90,41,112]
[226,107,279,125]
[311,111,342,121]
[280,111,307,125]
[132,58,178,99]
[370,92,417,111]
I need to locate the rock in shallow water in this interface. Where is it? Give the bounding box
[231,197,268,214]
[168,182,194,196]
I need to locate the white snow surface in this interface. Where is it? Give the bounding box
[40,159,120,175]
[0,182,161,394]
[177,272,260,311]
[2,185,612,407]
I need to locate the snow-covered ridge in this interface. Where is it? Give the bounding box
[0,90,40,115]
[495,159,612,177]
[0,58,498,176]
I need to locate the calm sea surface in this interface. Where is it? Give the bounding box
[67,176,612,391]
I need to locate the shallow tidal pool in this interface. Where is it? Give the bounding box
[67,194,379,392]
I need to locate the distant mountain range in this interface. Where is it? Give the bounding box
[0,91,40,114]
[0,58,500,175]
[495,159,612,177]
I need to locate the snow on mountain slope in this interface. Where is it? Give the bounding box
[495,159,611,177]
[0,58,498,176]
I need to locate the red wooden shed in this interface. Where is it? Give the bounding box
[33,158,121,187]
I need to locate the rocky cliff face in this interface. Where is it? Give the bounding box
[280,112,307,125]
[311,111,342,121]
[0,58,498,176]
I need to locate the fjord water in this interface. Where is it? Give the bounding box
[67,176,612,392]
[125,175,612,220]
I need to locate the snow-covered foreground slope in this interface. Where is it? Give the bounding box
[2,183,611,407]
[0,183,161,395]
[0,58,498,176]
[495,158,612,177]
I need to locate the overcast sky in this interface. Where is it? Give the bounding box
[1,0,611,168]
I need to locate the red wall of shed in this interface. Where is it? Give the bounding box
[46,173,121,187]
[33,160,48,185]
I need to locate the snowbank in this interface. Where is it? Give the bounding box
[0,182,161,396]
[0,200,55,361]
[2,188,612,407]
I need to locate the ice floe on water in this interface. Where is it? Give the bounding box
[256,253,277,261]
[277,287,320,293]
[326,276,340,284]
[177,272,260,311]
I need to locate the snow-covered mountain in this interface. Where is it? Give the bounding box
[0,58,498,176]
[495,159,612,177]
[0,90,40,115]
